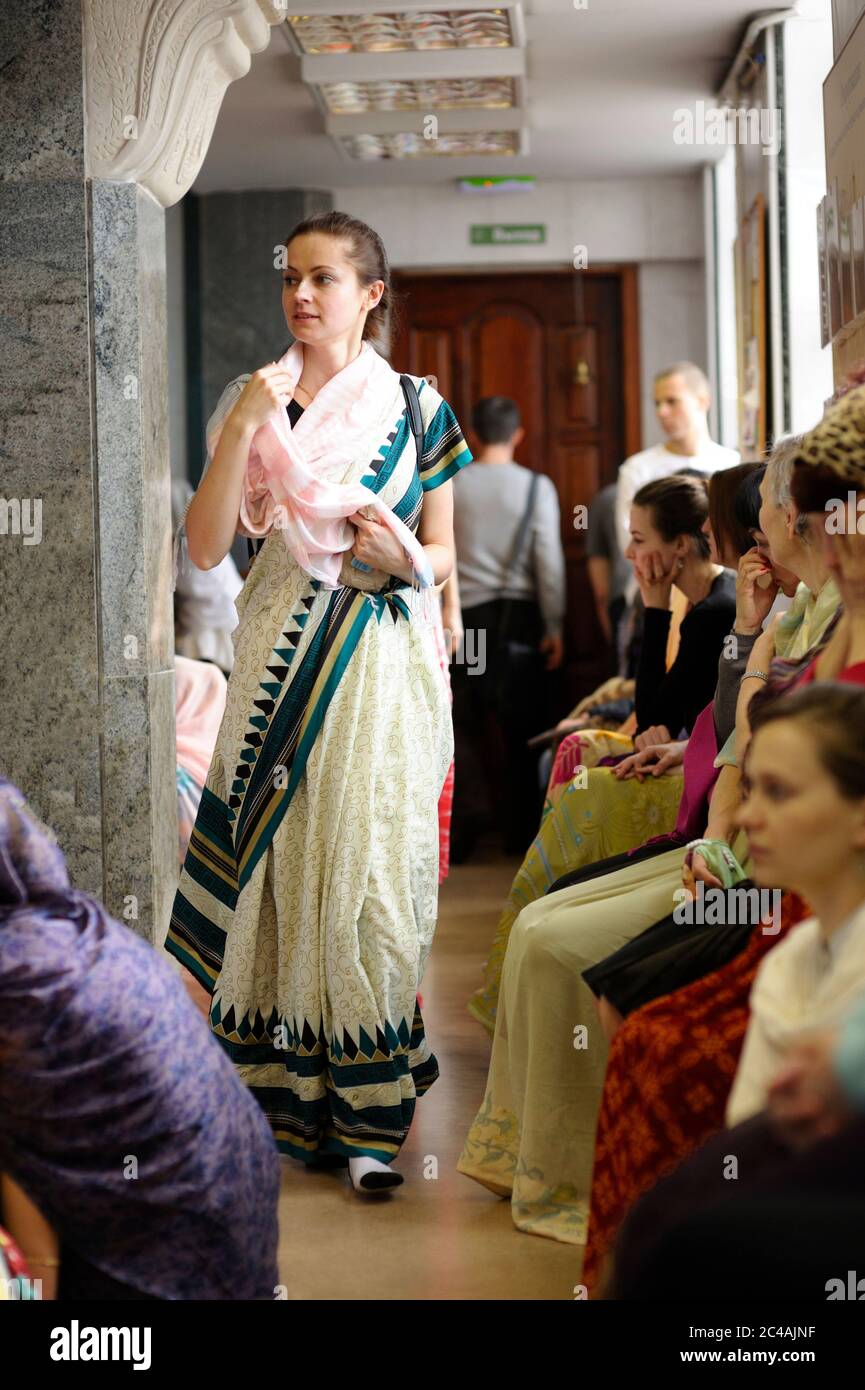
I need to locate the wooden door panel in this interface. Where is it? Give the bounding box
[555,443,602,557]
[392,269,636,700]
[462,306,545,470]
[407,327,453,401]
[555,325,600,429]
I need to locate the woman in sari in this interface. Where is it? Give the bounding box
[166,211,472,1193]
[468,471,739,1034]
[457,437,841,1244]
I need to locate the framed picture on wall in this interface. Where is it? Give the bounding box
[817,197,831,347]
[841,199,855,327]
[742,337,760,451]
[736,195,766,458]
[826,178,844,340]
[832,1,865,60]
[852,196,865,320]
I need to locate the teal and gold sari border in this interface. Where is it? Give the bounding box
[236,590,374,891]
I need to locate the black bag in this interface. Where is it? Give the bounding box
[483,472,544,710]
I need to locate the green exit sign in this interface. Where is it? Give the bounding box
[470,224,547,246]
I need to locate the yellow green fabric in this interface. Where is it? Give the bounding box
[459,847,686,1242]
[468,736,683,1036]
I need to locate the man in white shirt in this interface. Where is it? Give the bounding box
[615,362,740,554]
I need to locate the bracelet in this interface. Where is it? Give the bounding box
[684,837,716,858]
[740,669,769,684]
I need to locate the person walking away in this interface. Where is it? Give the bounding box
[451,396,565,859]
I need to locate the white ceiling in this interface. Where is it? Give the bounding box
[194,0,793,191]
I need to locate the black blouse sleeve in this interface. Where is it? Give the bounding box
[635,574,737,737]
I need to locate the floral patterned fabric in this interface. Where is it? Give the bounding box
[431,601,454,884]
[582,895,810,1293]
[0,781,280,1301]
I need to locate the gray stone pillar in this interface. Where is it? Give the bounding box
[1,0,296,938]
[0,2,175,940]
[92,181,177,940]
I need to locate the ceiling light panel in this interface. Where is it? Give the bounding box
[321,76,516,112]
[288,10,515,55]
[339,129,520,159]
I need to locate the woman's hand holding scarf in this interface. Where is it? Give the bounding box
[681,847,723,899]
[348,508,416,584]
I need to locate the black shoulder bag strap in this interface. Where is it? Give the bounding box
[399,374,424,468]
[497,471,540,649]
[248,374,425,568]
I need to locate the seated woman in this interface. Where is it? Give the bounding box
[468,472,739,1034]
[581,444,841,1033]
[582,383,865,1285]
[457,434,843,1244]
[727,686,865,1124]
[0,781,280,1300]
[608,686,865,1300]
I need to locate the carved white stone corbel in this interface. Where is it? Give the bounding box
[84,1,287,207]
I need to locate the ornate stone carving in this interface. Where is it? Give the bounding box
[84,1,286,206]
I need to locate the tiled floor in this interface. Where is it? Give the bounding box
[275,844,583,1300]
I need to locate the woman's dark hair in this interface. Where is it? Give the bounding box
[748,683,865,800]
[632,473,711,559]
[471,396,521,444]
[733,464,766,544]
[283,210,399,348]
[790,460,847,516]
[707,462,765,561]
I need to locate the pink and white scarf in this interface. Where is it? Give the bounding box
[210,339,433,591]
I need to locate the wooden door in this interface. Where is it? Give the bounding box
[391,268,640,700]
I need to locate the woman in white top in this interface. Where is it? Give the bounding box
[727,681,865,1125]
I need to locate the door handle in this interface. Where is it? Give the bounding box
[573,360,592,386]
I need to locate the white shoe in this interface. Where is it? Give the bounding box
[348,1155,404,1193]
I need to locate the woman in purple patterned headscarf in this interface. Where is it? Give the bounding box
[0,780,280,1301]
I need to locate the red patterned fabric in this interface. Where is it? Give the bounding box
[432,605,454,884]
[549,731,589,788]
[437,758,454,884]
[582,893,811,1293]
[0,1224,31,1296]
